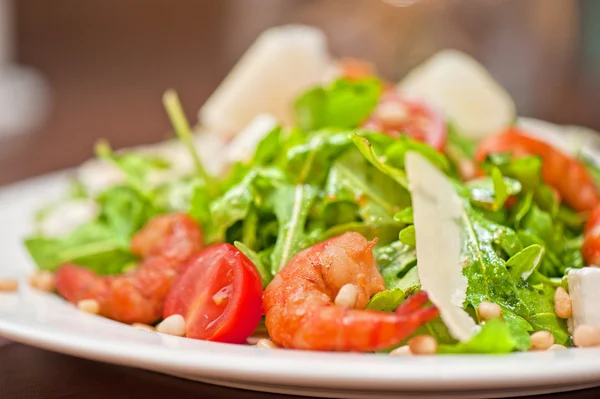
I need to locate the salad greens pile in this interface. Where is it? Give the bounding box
[24,78,585,353]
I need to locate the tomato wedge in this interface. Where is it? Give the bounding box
[163,243,263,343]
[363,91,447,151]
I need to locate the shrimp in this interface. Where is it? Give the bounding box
[55,213,204,324]
[475,128,600,213]
[263,232,439,352]
[582,206,600,266]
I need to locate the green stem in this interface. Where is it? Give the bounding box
[162,89,216,194]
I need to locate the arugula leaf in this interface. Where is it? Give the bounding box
[24,223,136,274]
[294,78,382,131]
[234,241,272,288]
[252,127,282,167]
[438,319,516,354]
[324,151,410,224]
[384,135,451,172]
[207,172,257,243]
[95,141,170,196]
[286,131,354,185]
[393,208,413,224]
[506,244,544,281]
[482,154,542,191]
[398,225,416,247]
[374,241,417,288]
[269,185,318,274]
[97,186,157,248]
[461,205,569,346]
[466,173,521,211]
[351,135,409,189]
[366,288,405,312]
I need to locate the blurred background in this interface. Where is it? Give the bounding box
[1,0,599,185]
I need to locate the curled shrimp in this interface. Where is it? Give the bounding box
[475,128,600,213]
[582,206,600,266]
[263,232,439,352]
[55,213,204,324]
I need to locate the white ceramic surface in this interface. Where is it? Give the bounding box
[1,172,600,399]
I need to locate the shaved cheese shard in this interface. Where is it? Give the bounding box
[517,117,600,160]
[225,113,278,164]
[568,268,600,331]
[398,50,515,140]
[199,25,331,135]
[406,151,477,342]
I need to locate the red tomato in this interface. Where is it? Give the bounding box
[164,243,263,343]
[363,91,447,150]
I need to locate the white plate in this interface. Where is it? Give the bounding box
[1,172,600,399]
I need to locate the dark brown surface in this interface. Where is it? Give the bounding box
[2,0,600,185]
[0,341,599,399]
[2,1,600,398]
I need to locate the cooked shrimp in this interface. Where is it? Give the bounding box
[263,232,439,352]
[475,128,600,212]
[56,213,203,324]
[582,205,600,266]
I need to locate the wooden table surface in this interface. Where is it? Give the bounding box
[2,1,600,398]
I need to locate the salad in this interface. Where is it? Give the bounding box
[19,25,600,354]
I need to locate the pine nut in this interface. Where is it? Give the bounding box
[0,279,18,292]
[256,338,279,349]
[132,323,155,332]
[554,287,572,319]
[408,335,437,355]
[477,301,502,321]
[530,330,555,351]
[157,314,186,337]
[548,344,567,351]
[573,325,600,347]
[77,299,100,314]
[389,345,412,356]
[334,284,359,308]
[29,271,55,292]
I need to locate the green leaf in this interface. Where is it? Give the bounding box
[366,288,405,312]
[461,205,569,346]
[466,173,521,211]
[269,185,318,274]
[286,131,355,185]
[294,78,382,131]
[97,186,157,248]
[393,207,413,224]
[384,135,451,172]
[351,135,409,189]
[24,223,136,274]
[234,241,272,288]
[374,241,417,288]
[207,172,256,243]
[95,141,170,196]
[395,266,421,293]
[438,319,516,354]
[325,150,410,224]
[252,127,282,166]
[398,225,416,247]
[506,244,544,281]
[482,155,542,190]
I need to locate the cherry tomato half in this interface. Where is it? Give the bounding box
[363,91,447,151]
[164,243,263,343]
